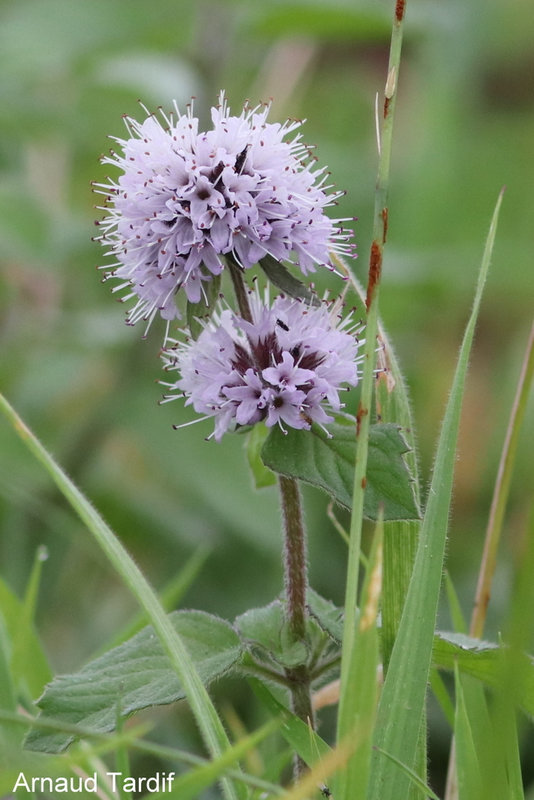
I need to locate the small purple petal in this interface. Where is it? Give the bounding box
[96,92,354,332]
[161,288,363,440]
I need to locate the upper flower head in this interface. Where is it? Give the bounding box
[94,93,354,332]
[161,288,363,441]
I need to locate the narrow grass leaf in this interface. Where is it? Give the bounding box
[368,191,504,800]
[0,709,282,798]
[333,516,382,800]
[470,321,534,639]
[279,738,355,800]
[0,615,17,746]
[0,393,245,800]
[433,631,534,716]
[337,263,426,800]
[0,575,52,701]
[249,679,332,766]
[373,747,441,800]
[146,718,281,800]
[429,668,455,729]
[444,572,467,634]
[453,664,481,800]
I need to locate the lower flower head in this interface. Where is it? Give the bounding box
[94,92,354,333]
[161,289,363,441]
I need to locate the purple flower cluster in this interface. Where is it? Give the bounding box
[161,290,362,441]
[94,94,353,330]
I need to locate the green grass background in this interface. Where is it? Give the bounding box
[1,0,532,793]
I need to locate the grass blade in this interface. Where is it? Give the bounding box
[151,718,280,800]
[333,515,382,799]
[368,190,504,800]
[0,394,245,800]
[453,666,481,800]
[470,321,534,638]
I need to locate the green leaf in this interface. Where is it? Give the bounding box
[246,423,277,489]
[235,601,308,669]
[372,747,441,800]
[307,588,345,645]
[433,631,534,717]
[0,616,16,715]
[186,274,221,340]
[0,392,245,800]
[25,611,242,754]
[0,574,52,702]
[261,418,420,521]
[153,718,282,800]
[333,517,382,800]
[249,679,332,767]
[259,254,318,304]
[444,571,468,634]
[454,664,482,800]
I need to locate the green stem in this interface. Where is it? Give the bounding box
[337,0,408,735]
[227,256,253,323]
[445,320,534,800]
[278,475,314,778]
[227,252,314,765]
[470,321,534,638]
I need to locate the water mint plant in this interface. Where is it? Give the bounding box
[93,93,354,333]
[1,1,533,799]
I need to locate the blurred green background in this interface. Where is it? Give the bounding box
[1,0,533,793]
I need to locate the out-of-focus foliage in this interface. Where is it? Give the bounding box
[0,0,532,793]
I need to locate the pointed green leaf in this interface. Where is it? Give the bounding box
[246,423,277,489]
[249,678,332,767]
[454,665,482,800]
[433,631,534,717]
[25,611,242,754]
[259,254,318,304]
[333,518,382,800]
[236,601,308,669]
[159,719,282,800]
[307,589,345,645]
[0,575,52,702]
[261,419,420,521]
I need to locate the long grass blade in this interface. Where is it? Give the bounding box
[368,190,504,800]
[337,0,409,780]
[0,394,245,800]
[470,321,534,638]
[333,515,382,799]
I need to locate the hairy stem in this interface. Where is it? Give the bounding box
[279,475,308,642]
[279,475,314,777]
